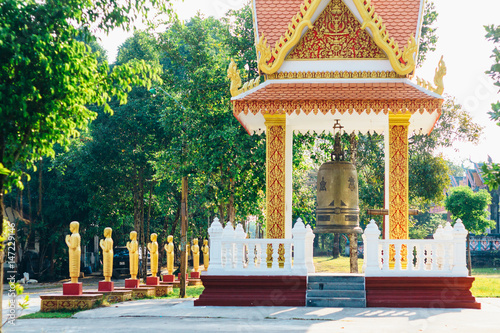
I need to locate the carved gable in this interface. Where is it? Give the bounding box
[287,0,387,60]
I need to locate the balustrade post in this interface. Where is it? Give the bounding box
[292,218,307,274]
[452,219,469,276]
[363,220,381,275]
[222,223,236,269]
[305,224,316,273]
[206,218,224,274]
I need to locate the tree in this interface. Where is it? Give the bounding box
[0,0,169,326]
[417,1,438,67]
[482,25,500,190]
[445,186,493,275]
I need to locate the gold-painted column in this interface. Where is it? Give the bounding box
[264,114,286,239]
[388,113,411,240]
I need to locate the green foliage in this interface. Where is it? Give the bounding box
[409,213,446,239]
[482,163,500,190]
[0,0,164,195]
[409,153,450,204]
[485,24,500,124]
[445,186,493,234]
[417,1,438,67]
[482,25,500,189]
[410,97,483,154]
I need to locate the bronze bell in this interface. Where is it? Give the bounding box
[315,129,362,234]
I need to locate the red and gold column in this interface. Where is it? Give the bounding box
[264,114,286,239]
[388,113,411,240]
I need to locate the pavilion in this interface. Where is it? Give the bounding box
[195,0,479,309]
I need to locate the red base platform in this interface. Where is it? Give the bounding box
[146,276,160,286]
[194,275,307,306]
[125,279,140,289]
[98,281,114,292]
[162,274,175,282]
[177,273,189,281]
[190,272,200,279]
[366,277,481,309]
[63,282,83,296]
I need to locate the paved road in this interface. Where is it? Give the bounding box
[4,297,500,332]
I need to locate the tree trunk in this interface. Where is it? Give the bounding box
[467,233,472,276]
[349,233,358,273]
[228,178,235,226]
[332,234,340,258]
[179,176,188,298]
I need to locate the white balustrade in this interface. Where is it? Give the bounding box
[206,218,315,276]
[363,219,469,277]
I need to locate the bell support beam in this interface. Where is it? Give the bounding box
[264,114,287,239]
[388,113,411,240]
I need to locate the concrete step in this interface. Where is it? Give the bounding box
[308,274,365,284]
[306,289,365,298]
[308,282,364,291]
[307,297,366,308]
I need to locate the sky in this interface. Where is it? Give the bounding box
[98,0,500,166]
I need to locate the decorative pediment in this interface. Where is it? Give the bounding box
[287,0,386,60]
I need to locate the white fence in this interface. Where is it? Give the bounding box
[363,219,469,277]
[206,218,315,276]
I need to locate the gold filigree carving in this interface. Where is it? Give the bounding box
[268,70,404,80]
[227,58,260,97]
[416,56,446,95]
[265,115,286,239]
[256,0,322,74]
[388,114,411,240]
[352,0,418,75]
[233,99,442,116]
[287,0,387,60]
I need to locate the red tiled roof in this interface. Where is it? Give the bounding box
[236,82,437,101]
[254,0,304,48]
[370,0,421,47]
[254,0,422,54]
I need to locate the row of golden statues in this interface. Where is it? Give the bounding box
[66,222,209,282]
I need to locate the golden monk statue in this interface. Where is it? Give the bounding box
[147,233,159,277]
[65,221,81,283]
[202,239,209,270]
[126,231,139,280]
[192,239,200,273]
[164,235,174,275]
[99,227,113,282]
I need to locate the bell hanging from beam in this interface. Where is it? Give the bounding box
[315,121,362,234]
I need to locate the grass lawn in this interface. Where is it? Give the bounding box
[314,255,500,297]
[19,311,77,319]
[313,255,363,273]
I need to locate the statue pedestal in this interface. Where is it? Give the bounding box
[125,279,140,289]
[98,281,114,292]
[63,282,82,296]
[41,293,101,312]
[146,276,160,286]
[115,286,155,299]
[190,272,200,279]
[162,274,175,283]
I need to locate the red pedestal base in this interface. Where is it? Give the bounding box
[366,277,481,309]
[190,271,200,279]
[162,274,175,283]
[125,279,140,288]
[98,281,114,292]
[194,275,307,306]
[177,273,189,281]
[146,276,160,286]
[63,282,83,296]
